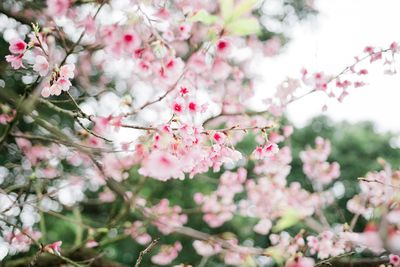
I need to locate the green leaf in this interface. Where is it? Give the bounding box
[220,0,234,20]
[225,18,261,36]
[265,247,284,265]
[272,208,301,232]
[232,0,260,19]
[190,10,219,25]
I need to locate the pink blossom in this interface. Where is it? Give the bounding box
[212,132,226,144]
[122,32,140,51]
[33,55,49,76]
[283,125,294,137]
[216,39,232,56]
[390,254,400,266]
[47,0,70,17]
[41,84,51,98]
[300,137,340,186]
[44,241,62,256]
[49,83,62,96]
[390,42,398,52]
[285,256,315,267]
[125,221,151,245]
[188,101,197,113]
[78,16,96,35]
[146,199,187,234]
[212,58,232,80]
[8,38,27,54]
[177,23,192,40]
[5,228,41,253]
[98,190,116,203]
[56,78,72,92]
[264,36,281,57]
[252,142,279,159]
[59,64,75,79]
[0,109,16,124]
[192,240,222,257]
[172,101,184,114]
[5,54,24,70]
[253,218,272,235]
[139,150,184,181]
[85,240,99,248]
[151,242,182,265]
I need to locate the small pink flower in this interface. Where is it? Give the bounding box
[283,125,294,137]
[151,241,182,265]
[56,78,72,91]
[358,69,368,75]
[5,54,24,69]
[47,0,71,17]
[364,46,374,54]
[33,55,49,76]
[188,101,197,113]
[122,32,140,51]
[390,42,398,52]
[85,240,99,248]
[59,64,75,79]
[179,86,189,96]
[216,39,231,56]
[0,109,16,124]
[78,16,96,35]
[253,145,264,159]
[44,241,62,256]
[138,150,184,181]
[285,256,315,267]
[212,132,225,144]
[193,240,222,257]
[172,102,183,113]
[9,38,27,54]
[265,142,279,155]
[41,84,51,98]
[49,83,62,96]
[390,254,400,266]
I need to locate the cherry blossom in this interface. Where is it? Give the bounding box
[46,0,71,17]
[33,55,49,77]
[151,241,182,265]
[391,254,400,266]
[8,38,27,54]
[285,255,315,267]
[5,54,24,70]
[44,241,62,256]
[145,199,187,234]
[300,137,340,187]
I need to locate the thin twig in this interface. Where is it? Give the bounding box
[134,238,160,267]
[315,252,355,266]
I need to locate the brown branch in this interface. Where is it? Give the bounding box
[134,238,160,267]
[358,177,400,189]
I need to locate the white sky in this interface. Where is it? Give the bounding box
[258,0,400,132]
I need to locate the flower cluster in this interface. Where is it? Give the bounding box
[300,137,340,188]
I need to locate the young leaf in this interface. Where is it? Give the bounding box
[272,208,301,232]
[232,0,260,19]
[190,10,219,25]
[220,0,234,20]
[225,18,261,36]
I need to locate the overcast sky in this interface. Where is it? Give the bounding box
[258,0,400,133]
